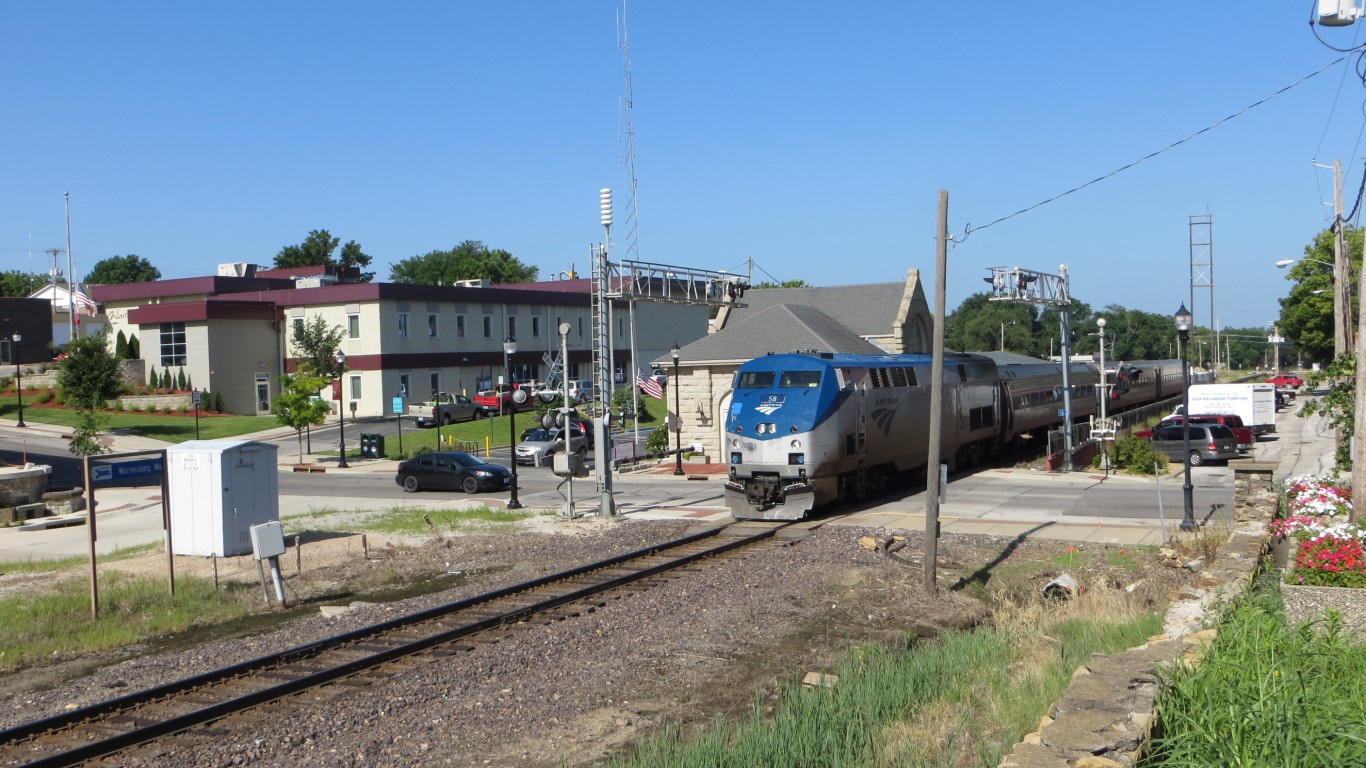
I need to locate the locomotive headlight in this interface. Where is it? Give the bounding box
[731,438,741,448]
[790,439,802,449]
[756,423,767,434]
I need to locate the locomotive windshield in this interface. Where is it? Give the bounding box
[779,370,821,388]
[735,370,776,389]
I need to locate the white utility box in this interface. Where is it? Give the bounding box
[167,440,280,557]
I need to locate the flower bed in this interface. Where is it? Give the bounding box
[1274,474,1366,637]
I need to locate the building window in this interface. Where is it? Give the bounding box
[429,372,440,399]
[532,317,540,338]
[399,373,410,399]
[397,313,409,339]
[456,315,465,338]
[159,322,187,367]
[483,316,492,338]
[428,313,438,338]
[292,318,304,338]
[508,316,517,339]
[349,374,362,401]
[348,314,360,339]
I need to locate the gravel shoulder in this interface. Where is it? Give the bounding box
[0,514,1196,767]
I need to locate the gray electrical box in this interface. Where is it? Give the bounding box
[250,521,286,561]
[553,452,588,478]
[167,440,279,557]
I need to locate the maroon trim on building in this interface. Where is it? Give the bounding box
[90,275,296,302]
[128,300,279,324]
[282,349,608,374]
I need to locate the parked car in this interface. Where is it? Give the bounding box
[565,380,597,403]
[1148,423,1240,466]
[412,392,486,427]
[514,426,591,466]
[395,451,512,493]
[522,414,593,444]
[1136,414,1254,452]
[1265,373,1304,389]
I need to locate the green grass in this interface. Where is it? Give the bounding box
[0,572,253,672]
[0,395,277,441]
[607,599,1163,768]
[282,505,540,536]
[1142,586,1366,766]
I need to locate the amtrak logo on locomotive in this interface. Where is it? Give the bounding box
[871,407,897,437]
[754,394,786,415]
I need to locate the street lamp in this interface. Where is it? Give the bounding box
[12,333,24,428]
[333,350,348,468]
[1096,318,1107,468]
[999,320,1016,352]
[671,343,683,476]
[504,336,521,509]
[1174,304,1196,531]
[1277,257,1348,357]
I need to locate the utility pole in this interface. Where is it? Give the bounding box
[65,192,76,340]
[924,190,948,590]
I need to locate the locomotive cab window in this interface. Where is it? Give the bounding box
[780,370,822,388]
[735,371,776,389]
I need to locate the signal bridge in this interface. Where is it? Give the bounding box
[605,259,749,308]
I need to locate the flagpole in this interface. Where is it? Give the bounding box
[65,192,75,339]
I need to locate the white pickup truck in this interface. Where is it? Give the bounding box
[413,392,487,427]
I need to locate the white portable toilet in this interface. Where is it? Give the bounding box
[166,439,280,557]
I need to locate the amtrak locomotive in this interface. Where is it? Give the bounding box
[722,351,1183,520]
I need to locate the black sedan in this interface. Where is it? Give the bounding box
[395,451,512,493]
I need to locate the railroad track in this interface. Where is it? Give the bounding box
[0,520,816,767]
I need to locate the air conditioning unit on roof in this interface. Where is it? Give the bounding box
[217,262,257,278]
[455,279,489,288]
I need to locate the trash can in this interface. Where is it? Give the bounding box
[360,433,385,459]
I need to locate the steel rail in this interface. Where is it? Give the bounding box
[1,522,789,768]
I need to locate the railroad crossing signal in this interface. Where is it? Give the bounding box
[983,266,1070,306]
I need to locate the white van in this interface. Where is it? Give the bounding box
[566,380,597,403]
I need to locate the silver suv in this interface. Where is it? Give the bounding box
[1149,423,1240,466]
[514,426,591,466]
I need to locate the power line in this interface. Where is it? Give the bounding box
[955,52,1355,243]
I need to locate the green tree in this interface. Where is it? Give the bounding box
[115,330,129,360]
[273,229,374,282]
[944,293,1037,353]
[388,240,538,285]
[272,371,334,463]
[68,409,110,458]
[127,334,140,360]
[57,330,122,408]
[0,271,46,297]
[85,254,161,285]
[1275,226,1361,366]
[753,279,811,289]
[291,315,346,376]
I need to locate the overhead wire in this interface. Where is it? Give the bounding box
[954,51,1356,245]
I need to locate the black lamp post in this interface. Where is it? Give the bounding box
[671,343,684,476]
[504,336,522,509]
[334,349,349,469]
[1174,304,1195,531]
[12,333,25,428]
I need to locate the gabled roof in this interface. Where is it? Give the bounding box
[718,282,906,336]
[659,304,884,365]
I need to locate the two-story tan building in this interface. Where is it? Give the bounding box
[91,264,707,417]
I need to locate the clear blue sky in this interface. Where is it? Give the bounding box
[3,3,1363,335]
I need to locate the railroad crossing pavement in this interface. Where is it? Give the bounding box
[0,394,1336,561]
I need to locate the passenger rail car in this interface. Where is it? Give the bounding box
[723,352,1000,521]
[995,361,1099,445]
[724,352,1184,521]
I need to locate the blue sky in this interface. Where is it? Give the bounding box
[3,2,1363,335]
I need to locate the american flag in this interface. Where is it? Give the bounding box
[637,369,664,399]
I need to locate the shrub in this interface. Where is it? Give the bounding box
[645,425,671,454]
[214,392,225,412]
[177,405,187,415]
[1108,435,1163,475]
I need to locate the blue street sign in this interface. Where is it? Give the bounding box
[91,457,164,486]
[392,396,405,415]
[1057,409,1068,418]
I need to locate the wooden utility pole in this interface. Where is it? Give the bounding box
[925,190,948,590]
